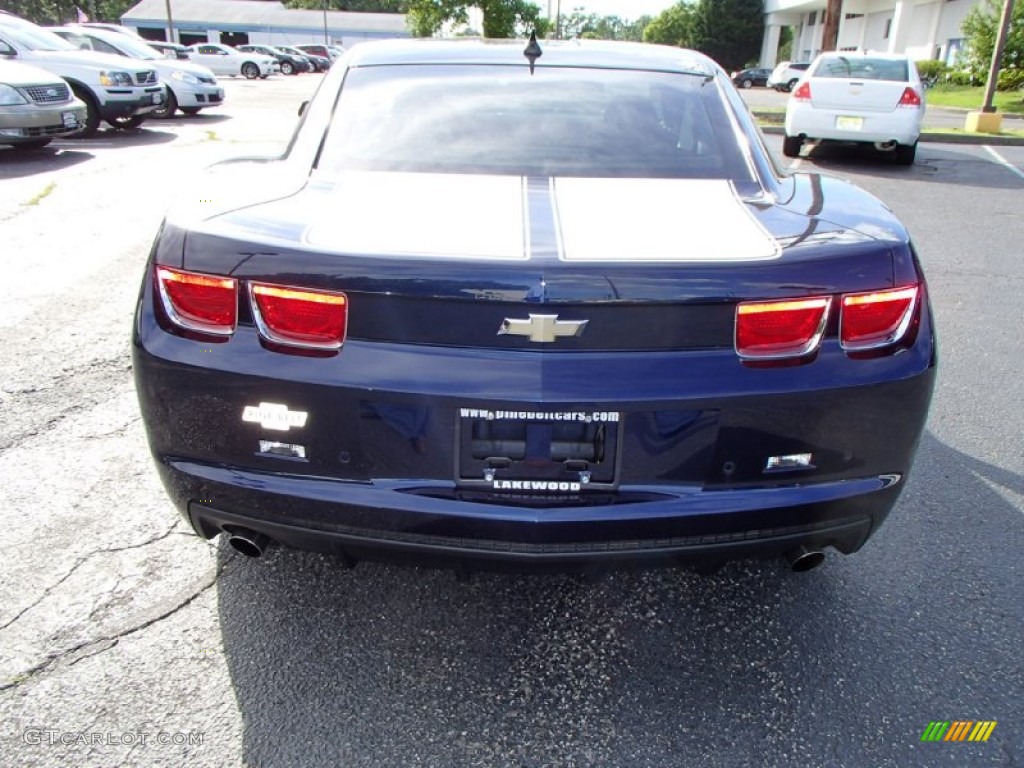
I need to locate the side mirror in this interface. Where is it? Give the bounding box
[298,100,308,117]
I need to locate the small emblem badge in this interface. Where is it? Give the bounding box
[498,314,588,343]
[242,402,308,431]
[46,88,58,97]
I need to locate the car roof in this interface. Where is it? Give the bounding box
[343,38,717,76]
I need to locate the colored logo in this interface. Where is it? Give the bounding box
[921,721,997,742]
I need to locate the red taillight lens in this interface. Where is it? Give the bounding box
[792,82,812,101]
[898,87,922,107]
[156,266,237,336]
[840,285,919,351]
[250,283,348,350]
[735,296,832,360]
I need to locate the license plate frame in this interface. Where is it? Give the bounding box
[61,111,78,128]
[835,115,864,131]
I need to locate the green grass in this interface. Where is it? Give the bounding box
[23,182,56,207]
[925,86,1024,115]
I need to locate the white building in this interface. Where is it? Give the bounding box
[760,0,976,67]
[120,0,408,49]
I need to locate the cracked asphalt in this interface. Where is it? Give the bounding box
[0,76,1021,768]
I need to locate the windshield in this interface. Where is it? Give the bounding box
[101,33,160,60]
[317,65,754,182]
[0,24,76,52]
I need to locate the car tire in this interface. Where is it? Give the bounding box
[786,78,799,92]
[893,142,917,165]
[180,107,201,116]
[68,85,101,138]
[281,61,295,75]
[13,139,51,150]
[151,89,177,119]
[108,115,144,130]
[742,79,753,89]
[241,62,260,79]
[782,134,803,158]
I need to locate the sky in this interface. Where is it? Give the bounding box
[543,1,680,21]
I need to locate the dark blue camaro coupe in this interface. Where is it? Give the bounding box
[133,39,936,573]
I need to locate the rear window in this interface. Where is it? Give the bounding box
[316,64,755,182]
[812,56,909,82]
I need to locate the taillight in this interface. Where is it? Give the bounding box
[250,283,348,350]
[156,266,237,337]
[735,296,831,360]
[792,82,811,101]
[898,87,922,107]
[840,285,919,351]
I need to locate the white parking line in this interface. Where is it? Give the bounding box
[983,145,1024,181]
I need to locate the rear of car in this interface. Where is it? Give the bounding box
[768,61,809,91]
[0,60,87,147]
[133,40,935,574]
[784,53,924,164]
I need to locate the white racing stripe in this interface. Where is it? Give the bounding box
[553,178,780,262]
[983,146,1024,181]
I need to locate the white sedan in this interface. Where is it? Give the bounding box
[783,52,925,165]
[185,43,278,79]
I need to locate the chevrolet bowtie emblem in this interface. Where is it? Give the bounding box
[498,314,588,343]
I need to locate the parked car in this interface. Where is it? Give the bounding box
[133,39,935,575]
[51,26,223,118]
[185,43,277,79]
[768,61,810,92]
[0,12,164,135]
[294,43,343,63]
[147,40,190,61]
[0,59,87,148]
[65,22,145,40]
[731,67,771,89]
[277,44,329,72]
[784,52,925,164]
[237,44,310,75]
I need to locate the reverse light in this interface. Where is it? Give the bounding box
[156,267,237,337]
[791,82,812,101]
[735,296,831,360]
[898,87,922,108]
[840,285,920,351]
[249,283,348,350]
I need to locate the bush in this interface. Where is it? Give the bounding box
[916,59,949,81]
[998,67,1024,91]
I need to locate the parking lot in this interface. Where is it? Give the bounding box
[1,75,1021,767]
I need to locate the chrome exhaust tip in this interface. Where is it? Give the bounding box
[226,529,271,558]
[787,545,825,572]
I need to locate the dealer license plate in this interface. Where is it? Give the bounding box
[61,111,78,128]
[835,116,864,131]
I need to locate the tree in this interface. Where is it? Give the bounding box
[688,0,763,71]
[642,2,695,48]
[961,0,1024,86]
[406,0,545,38]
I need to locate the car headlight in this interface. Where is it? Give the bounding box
[171,71,200,85]
[0,84,29,106]
[99,71,134,87]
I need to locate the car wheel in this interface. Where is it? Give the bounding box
[241,62,260,79]
[108,115,144,130]
[786,79,799,92]
[742,79,753,89]
[281,61,295,75]
[893,142,917,165]
[782,134,803,158]
[180,107,201,116]
[68,85,100,138]
[13,139,51,150]
[151,89,177,119]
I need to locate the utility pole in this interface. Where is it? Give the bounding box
[164,0,175,42]
[981,0,1015,113]
[821,0,841,52]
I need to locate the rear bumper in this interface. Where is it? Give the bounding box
[786,103,922,145]
[181,464,890,570]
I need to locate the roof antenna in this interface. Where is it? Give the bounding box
[523,31,542,75]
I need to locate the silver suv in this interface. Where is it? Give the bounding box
[768,61,810,92]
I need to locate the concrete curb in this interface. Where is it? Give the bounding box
[758,123,1024,146]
